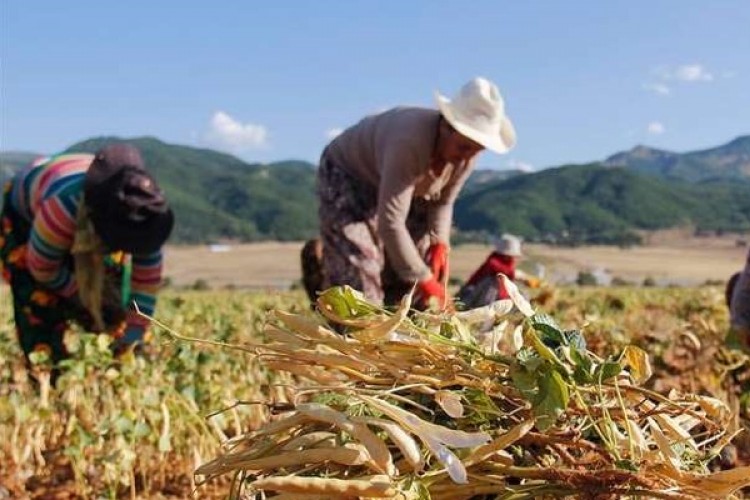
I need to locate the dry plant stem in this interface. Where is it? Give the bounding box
[464,463,642,487]
[265,361,348,385]
[250,475,396,497]
[520,433,613,465]
[569,385,617,454]
[612,375,637,460]
[430,483,576,500]
[607,384,721,430]
[205,400,271,420]
[334,366,394,385]
[551,442,581,466]
[471,482,692,500]
[140,308,258,353]
[260,349,374,371]
[291,386,434,414]
[197,447,368,477]
[567,404,638,421]
[432,481,699,500]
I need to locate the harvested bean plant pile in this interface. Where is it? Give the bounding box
[194,280,750,499]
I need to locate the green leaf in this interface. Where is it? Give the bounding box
[510,364,538,399]
[133,421,151,439]
[400,477,432,500]
[463,388,504,426]
[96,333,112,352]
[446,316,473,343]
[524,327,569,377]
[28,350,51,365]
[515,347,541,369]
[70,362,86,379]
[317,286,380,320]
[570,347,594,384]
[531,313,565,347]
[533,369,569,431]
[76,425,97,447]
[594,361,622,382]
[114,415,134,434]
[565,329,587,351]
[316,287,352,318]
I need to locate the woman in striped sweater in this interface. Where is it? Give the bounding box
[1,144,173,381]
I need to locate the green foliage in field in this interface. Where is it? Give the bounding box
[0,289,308,498]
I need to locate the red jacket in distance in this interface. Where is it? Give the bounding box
[465,252,517,299]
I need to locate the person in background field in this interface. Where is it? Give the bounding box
[726,271,740,310]
[308,77,516,310]
[0,144,174,382]
[456,233,540,309]
[728,254,750,352]
[300,238,324,307]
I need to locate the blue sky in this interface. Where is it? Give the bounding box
[1,1,748,170]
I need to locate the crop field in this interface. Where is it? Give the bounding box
[2,280,750,499]
[0,287,307,499]
[162,235,749,290]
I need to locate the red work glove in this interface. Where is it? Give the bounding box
[416,276,448,311]
[426,242,449,282]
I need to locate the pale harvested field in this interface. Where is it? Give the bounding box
[164,234,750,289]
[525,240,746,285]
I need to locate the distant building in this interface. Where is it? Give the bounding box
[591,267,613,286]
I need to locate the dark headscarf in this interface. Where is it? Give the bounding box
[84,143,174,254]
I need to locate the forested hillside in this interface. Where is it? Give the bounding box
[2,135,749,245]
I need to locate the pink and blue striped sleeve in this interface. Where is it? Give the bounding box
[26,197,79,297]
[130,250,164,317]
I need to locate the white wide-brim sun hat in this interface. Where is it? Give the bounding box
[435,77,517,154]
[494,233,523,257]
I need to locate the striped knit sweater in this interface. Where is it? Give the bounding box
[8,153,163,317]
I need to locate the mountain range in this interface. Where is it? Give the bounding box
[603,136,750,183]
[1,134,749,245]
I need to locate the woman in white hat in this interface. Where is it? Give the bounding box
[310,77,516,309]
[457,233,540,309]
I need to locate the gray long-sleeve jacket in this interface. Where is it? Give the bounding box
[324,107,475,282]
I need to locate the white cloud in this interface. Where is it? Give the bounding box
[645,64,716,94]
[643,83,671,95]
[653,64,714,83]
[647,121,665,135]
[507,159,535,172]
[674,64,713,82]
[204,111,268,152]
[325,127,343,140]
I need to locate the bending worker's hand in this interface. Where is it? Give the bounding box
[417,276,448,311]
[426,242,449,282]
[110,311,150,356]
